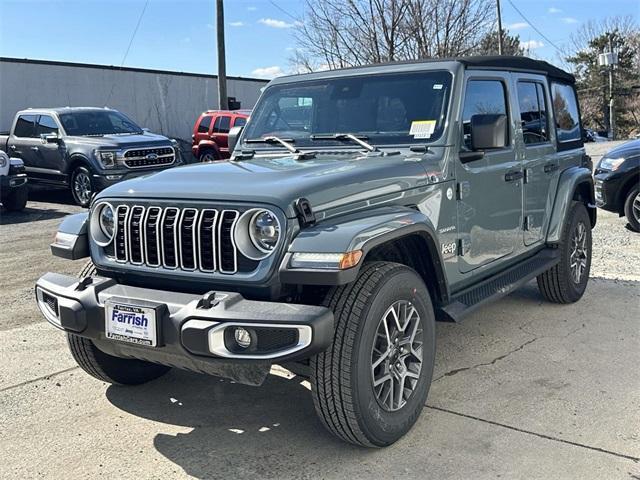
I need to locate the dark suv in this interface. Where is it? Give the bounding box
[0,107,181,206]
[37,56,595,447]
[191,110,250,161]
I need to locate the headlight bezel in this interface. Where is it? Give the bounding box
[90,202,116,247]
[94,149,119,169]
[234,208,281,261]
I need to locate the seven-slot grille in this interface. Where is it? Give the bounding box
[113,205,252,274]
[123,147,175,169]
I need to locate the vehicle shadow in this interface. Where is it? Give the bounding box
[105,371,370,479]
[27,186,78,206]
[0,204,71,224]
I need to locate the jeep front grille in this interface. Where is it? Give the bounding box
[113,205,254,274]
[123,147,175,169]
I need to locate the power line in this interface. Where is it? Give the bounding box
[505,0,564,55]
[105,0,150,105]
[268,0,300,23]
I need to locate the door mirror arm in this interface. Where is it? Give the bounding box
[459,150,485,163]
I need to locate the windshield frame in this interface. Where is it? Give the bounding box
[58,110,143,136]
[241,69,454,151]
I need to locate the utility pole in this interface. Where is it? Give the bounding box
[216,0,228,110]
[608,32,616,140]
[496,0,504,55]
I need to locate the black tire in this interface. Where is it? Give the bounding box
[310,262,436,447]
[70,165,94,207]
[623,185,640,233]
[537,202,592,303]
[2,185,28,211]
[198,149,219,162]
[68,260,171,385]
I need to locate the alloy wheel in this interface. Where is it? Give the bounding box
[569,221,588,284]
[74,171,92,205]
[371,300,423,412]
[633,192,640,225]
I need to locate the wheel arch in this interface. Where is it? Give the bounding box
[196,140,220,158]
[66,153,93,177]
[616,170,640,215]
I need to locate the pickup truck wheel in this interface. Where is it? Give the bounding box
[2,185,28,211]
[199,150,218,162]
[623,186,640,232]
[67,260,171,385]
[70,166,94,207]
[310,262,436,447]
[537,202,592,303]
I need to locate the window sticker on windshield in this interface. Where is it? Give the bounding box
[410,120,436,139]
[433,84,443,90]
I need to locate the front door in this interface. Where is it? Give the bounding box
[456,75,523,274]
[34,114,65,175]
[514,76,559,245]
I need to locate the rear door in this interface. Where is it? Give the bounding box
[514,75,558,245]
[212,115,232,155]
[10,114,41,174]
[456,74,524,273]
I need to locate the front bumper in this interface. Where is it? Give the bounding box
[92,163,179,191]
[35,272,333,384]
[593,172,622,213]
[0,173,27,198]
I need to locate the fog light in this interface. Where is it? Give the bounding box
[106,174,123,180]
[234,327,252,349]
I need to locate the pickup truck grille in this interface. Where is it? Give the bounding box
[113,205,256,274]
[123,147,175,169]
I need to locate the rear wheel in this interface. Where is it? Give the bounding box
[199,149,218,162]
[70,165,94,207]
[2,185,27,211]
[537,202,592,303]
[68,261,171,385]
[623,186,640,233]
[311,262,436,447]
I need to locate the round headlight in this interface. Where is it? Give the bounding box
[234,208,281,260]
[90,202,116,247]
[249,210,280,253]
[99,204,115,237]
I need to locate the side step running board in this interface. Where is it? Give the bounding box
[439,248,560,322]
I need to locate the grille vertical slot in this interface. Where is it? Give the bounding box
[198,209,218,272]
[128,206,145,265]
[114,205,129,262]
[161,208,180,268]
[143,207,162,267]
[218,210,239,274]
[179,208,199,270]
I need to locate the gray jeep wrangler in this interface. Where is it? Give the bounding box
[36,56,595,447]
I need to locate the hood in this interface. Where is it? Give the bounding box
[602,139,640,160]
[64,132,171,149]
[96,150,442,217]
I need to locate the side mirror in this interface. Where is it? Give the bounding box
[142,127,150,133]
[470,114,507,150]
[41,133,60,144]
[228,125,244,153]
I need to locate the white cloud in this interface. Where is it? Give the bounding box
[258,18,301,29]
[562,17,579,24]
[522,40,545,50]
[508,22,529,30]
[229,21,245,27]
[548,7,562,14]
[251,66,285,79]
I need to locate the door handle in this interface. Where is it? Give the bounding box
[543,163,559,173]
[30,146,39,151]
[505,170,524,182]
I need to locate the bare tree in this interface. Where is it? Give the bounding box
[292,0,495,72]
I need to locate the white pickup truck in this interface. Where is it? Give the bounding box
[0,150,28,211]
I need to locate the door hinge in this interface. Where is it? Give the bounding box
[523,168,530,184]
[294,197,316,228]
[523,215,533,231]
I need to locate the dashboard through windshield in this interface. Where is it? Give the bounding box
[243,70,452,149]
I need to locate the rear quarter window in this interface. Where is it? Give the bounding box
[551,82,581,145]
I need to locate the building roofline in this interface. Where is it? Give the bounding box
[0,57,269,83]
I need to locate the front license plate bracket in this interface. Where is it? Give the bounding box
[104,297,167,347]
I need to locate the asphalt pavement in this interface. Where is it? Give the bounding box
[0,143,638,479]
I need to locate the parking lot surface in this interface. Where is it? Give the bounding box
[1,144,639,479]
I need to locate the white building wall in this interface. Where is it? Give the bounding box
[0,58,267,141]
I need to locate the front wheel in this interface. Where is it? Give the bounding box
[537,202,592,303]
[623,186,640,233]
[311,262,436,447]
[2,185,28,211]
[70,165,94,207]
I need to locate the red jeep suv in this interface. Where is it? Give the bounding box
[192,110,250,161]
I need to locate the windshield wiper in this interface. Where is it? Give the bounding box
[310,133,378,152]
[245,136,298,153]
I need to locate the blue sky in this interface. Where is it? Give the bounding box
[0,0,637,79]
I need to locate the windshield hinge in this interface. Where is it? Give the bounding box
[295,198,316,228]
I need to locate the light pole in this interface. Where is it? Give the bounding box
[496,0,504,55]
[598,32,618,140]
[216,0,228,110]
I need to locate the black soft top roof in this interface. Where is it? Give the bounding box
[456,56,575,83]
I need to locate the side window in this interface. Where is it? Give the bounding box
[462,80,508,150]
[37,115,59,136]
[234,117,247,128]
[551,82,581,143]
[517,81,549,145]
[14,115,38,138]
[217,116,231,134]
[198,116,212,133]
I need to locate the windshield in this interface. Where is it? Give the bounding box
[59,110,142,136]
[243,70,452,149]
